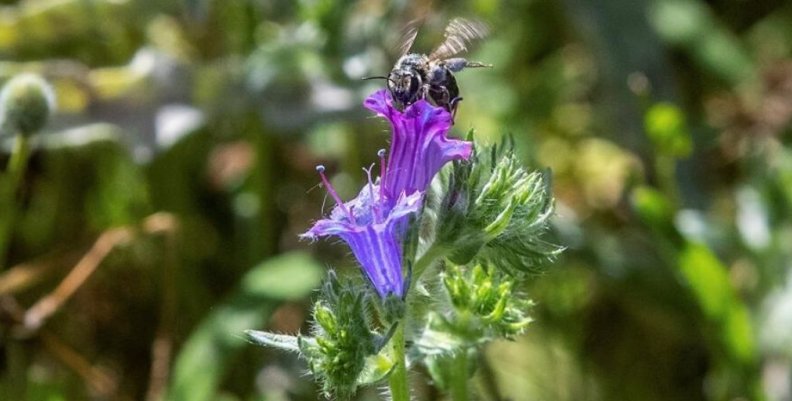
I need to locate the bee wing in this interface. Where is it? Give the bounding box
[428,18,489,61]
[396,18,422,56]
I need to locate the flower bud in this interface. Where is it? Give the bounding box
[415,263,534,356]
[0,74,56,137]
[298,274,379,399]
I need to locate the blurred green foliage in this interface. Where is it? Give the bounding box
[0,0,791,400]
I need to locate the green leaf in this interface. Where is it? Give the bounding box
[356,353,396,385]
[244,331,300,353]
[631,186,678,241]
[678,243,732,319]
[649,0,756,85]
[240,253,325,300]
[678,243,755,363]
[166,252,323,401]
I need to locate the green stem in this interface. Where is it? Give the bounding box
[655,154,679,207]
[413,243,446,280]
[449,351,470,401]
[388,323,409,401]
[1,134,31,269]
[9,135,30,184]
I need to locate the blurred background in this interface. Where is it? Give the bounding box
[0,0,791,400]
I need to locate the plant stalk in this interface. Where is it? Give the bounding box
[449,351,470,401]
[413,243,446,280]
[1,134,31,269]
[388,323,409,401]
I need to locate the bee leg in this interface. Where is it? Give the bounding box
[449,96,463,124]
[419,83,431,101]
[444,58,493,72]
[429,85,453,112]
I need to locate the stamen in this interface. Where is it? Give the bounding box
[363,164,382,223]
[378,149,387,198]
[316,165,354,221]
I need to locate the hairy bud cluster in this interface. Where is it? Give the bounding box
[298,275,379,399]
[247,274,384,399]
[416,263,534,355]
[431,140,563,273]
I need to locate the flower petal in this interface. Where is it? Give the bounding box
[301,177,420,298]
[363,89,395,121]
[364,91,472,201]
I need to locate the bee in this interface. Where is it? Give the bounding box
[367,18,491,119]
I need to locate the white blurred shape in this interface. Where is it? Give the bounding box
[311,80,354,112]
[343,53,369,78]
[675,209,707,242]
[736,186,770,250]
[155,104,204,149]
[129,48,158,76]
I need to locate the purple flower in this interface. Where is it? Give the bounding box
[302,91,473,299]
[301,166,422,298]
[364,90,473,203]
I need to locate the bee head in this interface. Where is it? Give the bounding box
[387,69,422,109]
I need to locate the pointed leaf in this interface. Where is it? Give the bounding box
[244,330,300,353]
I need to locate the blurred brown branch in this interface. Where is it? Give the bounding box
[22,226,134,332]
[0,212,180,401]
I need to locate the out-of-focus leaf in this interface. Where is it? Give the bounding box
[166,252,323,401]
[678,243,733,319]
[239,253,324,299]
[632,186,673,225]
[678,242,755,363]
[724,303,754,364]
[0,0,137,64]
[649,0,756,85]
[631,186,678,243]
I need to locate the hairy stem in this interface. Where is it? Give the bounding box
[388,323,409,401]
[413,243,446,280]
[449,351,470,401]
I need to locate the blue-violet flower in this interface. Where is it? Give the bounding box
[303,91,472,299]
[364,90,473,204]
[301,165,422,298]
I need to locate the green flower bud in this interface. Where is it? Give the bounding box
[644,102,692,158]
[0,74,56,137]
[246,272,393,400]
[314,303,337,333]
[415,263,534,356]
[430,140,564,274]
[299,273,379,400]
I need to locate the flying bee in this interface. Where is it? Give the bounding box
[367,18,491,120]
